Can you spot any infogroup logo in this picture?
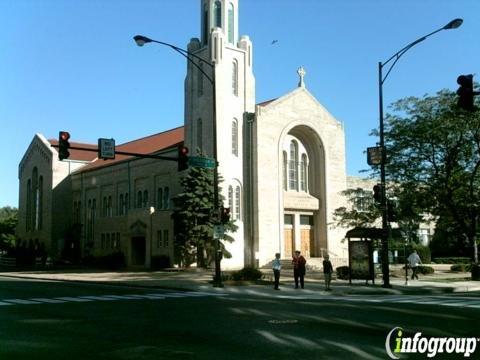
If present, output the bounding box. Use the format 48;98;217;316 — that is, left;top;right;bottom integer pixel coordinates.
385;327;479;359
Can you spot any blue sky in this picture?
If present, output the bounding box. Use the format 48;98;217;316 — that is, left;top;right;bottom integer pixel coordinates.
1;0;479;208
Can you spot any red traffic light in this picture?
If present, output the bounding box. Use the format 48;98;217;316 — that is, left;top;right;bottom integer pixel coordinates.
59;131;70;141
178;145;189;171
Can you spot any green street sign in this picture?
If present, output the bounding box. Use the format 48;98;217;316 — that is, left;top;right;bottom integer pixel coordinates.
188;156;216;169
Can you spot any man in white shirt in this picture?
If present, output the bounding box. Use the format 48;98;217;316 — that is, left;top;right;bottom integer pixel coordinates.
272;253;282;290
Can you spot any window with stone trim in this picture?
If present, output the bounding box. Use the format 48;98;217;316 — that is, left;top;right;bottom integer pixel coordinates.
228;3;234;44
300;154;308;192
289;141;299;190
214;1;222;27
235;186;241;220
232;60;238;96
231;119;238;156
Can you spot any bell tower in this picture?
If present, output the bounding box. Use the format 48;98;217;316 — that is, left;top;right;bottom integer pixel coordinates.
184;0;256;268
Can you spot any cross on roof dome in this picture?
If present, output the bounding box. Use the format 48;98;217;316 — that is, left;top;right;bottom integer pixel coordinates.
297;66;306;88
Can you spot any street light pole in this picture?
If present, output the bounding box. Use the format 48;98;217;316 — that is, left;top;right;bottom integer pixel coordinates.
377;18;462;288
133;35;223;287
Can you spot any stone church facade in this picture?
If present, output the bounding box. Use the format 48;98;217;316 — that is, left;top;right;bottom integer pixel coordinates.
17;0;349;269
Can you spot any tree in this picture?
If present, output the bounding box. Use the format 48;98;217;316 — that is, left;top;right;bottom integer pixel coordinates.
171;165;237;268
333;188;380;229
383;89;480;263
0;206;18;251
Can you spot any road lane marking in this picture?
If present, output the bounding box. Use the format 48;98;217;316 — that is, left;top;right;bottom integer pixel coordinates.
3;299;41;305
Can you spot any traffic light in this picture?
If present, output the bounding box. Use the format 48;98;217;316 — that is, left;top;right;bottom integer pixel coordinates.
178;145;189;171
221;207;231;224
457;74;477;111
58;131;71;160
387;200;397;222
373;184;382;205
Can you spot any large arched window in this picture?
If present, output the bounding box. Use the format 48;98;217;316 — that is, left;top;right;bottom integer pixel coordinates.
38;176;43;229
232;60;238;96
231;119;238;156
283;151;288;191
197;118;203;151
289;141;298;190
300;154;308;192
143;190;149;208
214;1;222;28
228;2;234;44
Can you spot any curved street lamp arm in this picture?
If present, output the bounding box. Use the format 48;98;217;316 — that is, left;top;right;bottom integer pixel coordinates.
380;26;444;85
134;35;214;84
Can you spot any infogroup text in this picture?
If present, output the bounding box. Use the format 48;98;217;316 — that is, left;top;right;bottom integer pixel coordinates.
385;327;479;358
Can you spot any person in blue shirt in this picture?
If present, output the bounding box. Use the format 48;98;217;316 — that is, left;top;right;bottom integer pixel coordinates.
272;253;282;290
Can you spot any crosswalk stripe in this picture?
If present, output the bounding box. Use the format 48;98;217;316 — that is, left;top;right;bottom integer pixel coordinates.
55;297;93;302
3;299;41;305
30;298;66;304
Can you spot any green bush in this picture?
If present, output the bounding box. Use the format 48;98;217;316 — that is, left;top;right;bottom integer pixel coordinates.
231;267;263;281
151;255;171;270
434;257;471;264
417;265;434;275
450;264;472;272
85;252;126;270
336;266;350;280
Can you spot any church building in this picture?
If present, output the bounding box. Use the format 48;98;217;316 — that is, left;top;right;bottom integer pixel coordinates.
17;0;349;269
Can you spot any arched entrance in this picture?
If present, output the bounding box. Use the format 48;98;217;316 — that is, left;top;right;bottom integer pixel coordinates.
280;125;327;259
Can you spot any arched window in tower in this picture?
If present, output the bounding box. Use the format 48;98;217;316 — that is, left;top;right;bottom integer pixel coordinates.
289;141;298;190
283;151;288;191
214;1;222;28
232;60;238;96
228;2;234;44
197;118;203;151
197;63;204;97
300;154;308;192
235;186;241;220
231;119;238;156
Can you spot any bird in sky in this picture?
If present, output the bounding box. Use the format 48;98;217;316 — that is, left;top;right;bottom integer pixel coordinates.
271;40;278;45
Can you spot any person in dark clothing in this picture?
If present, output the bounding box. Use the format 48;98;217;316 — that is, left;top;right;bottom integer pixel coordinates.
323;255;333;291
292;250;306;289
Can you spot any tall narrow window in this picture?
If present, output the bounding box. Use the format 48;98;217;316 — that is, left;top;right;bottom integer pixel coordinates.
32;167;38;230
157;230;162;248
289;141;298;190
163;230;169;248
102;197;107;217
197;63;204;97
232;60;238;96
38;176;43;229
108;196;112;217
235;186;241;220
197;118;203;151
214;1;222;27
228;3;234;44
26;179;31;231
228;186;233;212
143;190;149;208
300;154;307;192
283;151;288;191
119;194;124;215
231;119;238;156
124;193;129;214
164;187;170;210
157;188;163;210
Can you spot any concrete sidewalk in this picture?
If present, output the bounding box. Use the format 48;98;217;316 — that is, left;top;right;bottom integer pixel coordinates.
1;267;480;296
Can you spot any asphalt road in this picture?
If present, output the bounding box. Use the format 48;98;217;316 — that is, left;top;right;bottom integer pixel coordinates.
1;276;479;360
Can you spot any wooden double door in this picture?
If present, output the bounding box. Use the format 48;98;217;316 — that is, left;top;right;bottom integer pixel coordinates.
284;228;313;258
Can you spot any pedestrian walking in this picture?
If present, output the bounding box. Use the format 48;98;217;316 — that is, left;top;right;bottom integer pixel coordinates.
272;253;281;290
407;250;422;280
292;250;306;289
323;255;333;291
